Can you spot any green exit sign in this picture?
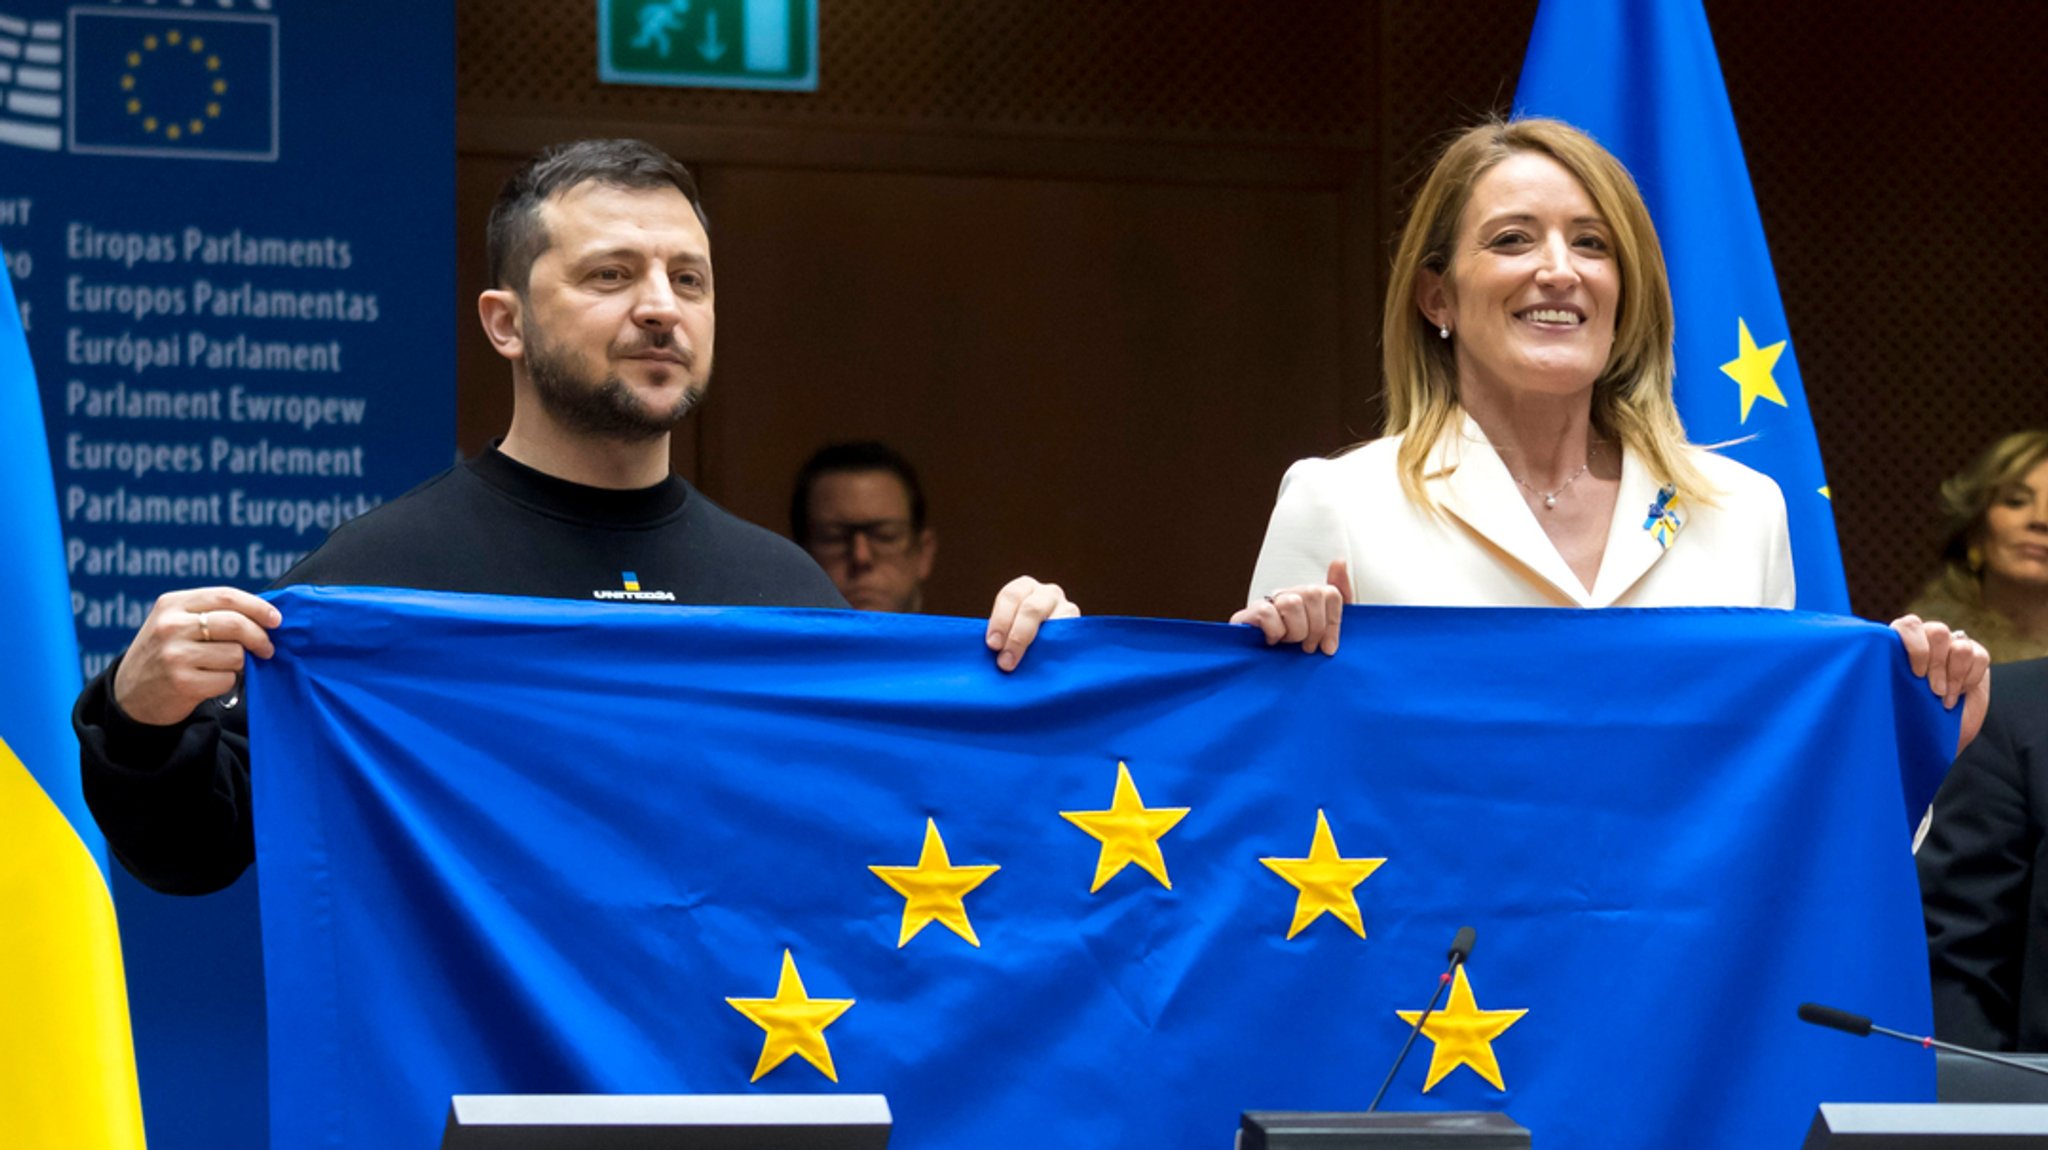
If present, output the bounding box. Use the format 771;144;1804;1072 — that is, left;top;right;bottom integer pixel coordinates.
598;0;817;91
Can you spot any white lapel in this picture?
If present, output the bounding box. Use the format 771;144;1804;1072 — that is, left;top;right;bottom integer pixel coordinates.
1429;418;1595;607
1589;446;1684;607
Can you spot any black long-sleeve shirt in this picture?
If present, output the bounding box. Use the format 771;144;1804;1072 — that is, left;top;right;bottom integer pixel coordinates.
76;446;845;895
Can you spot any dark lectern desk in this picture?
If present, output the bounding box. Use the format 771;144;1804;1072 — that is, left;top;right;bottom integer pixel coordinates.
441;1094;891;1149
1938;1051;2048;1104
1238;1111;1530;1148
1803;1103;2048;1147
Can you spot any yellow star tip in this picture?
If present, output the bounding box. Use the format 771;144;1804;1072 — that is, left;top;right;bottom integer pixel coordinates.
1818;485;1831;500
1060;761;1189;894
869;818;999;949
726;950;854;1084
1260;809;1384;940
1393;966;1528;1093
1720;316;1791;425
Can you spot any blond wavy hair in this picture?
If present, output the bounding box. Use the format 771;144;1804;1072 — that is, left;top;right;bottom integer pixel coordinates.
1920;429;2048;605
1382;117;1710;506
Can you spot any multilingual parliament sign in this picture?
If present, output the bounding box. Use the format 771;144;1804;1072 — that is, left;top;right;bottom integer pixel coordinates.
0;4;454;1150
1;0;454;680
599;0;817;91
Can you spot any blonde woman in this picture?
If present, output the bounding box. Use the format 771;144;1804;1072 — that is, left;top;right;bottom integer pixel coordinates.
1908;431;2048;665
1235;117;1987;744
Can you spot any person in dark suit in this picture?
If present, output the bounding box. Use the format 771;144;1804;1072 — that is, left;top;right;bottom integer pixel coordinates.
1921;656;2048;1050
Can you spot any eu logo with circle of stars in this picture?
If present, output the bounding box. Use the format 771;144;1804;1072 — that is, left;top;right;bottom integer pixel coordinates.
68;8;277;161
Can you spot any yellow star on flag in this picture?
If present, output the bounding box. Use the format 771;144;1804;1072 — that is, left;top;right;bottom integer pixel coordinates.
1720;317;1789;424
725;950;855;1083
869;818;1001;948
1394;965;1528;1092
1259;809;1386;939
1060;761;1189;892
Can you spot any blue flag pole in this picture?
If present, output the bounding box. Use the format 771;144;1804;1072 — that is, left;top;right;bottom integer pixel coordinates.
1514;0;1852;614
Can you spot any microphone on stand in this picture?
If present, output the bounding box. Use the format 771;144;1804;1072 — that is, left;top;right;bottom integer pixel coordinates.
1367;926;1476;1112
1797;1002;2048;1080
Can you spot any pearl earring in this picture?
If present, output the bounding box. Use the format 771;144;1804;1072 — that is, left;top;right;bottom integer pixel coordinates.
1439;325;1451;340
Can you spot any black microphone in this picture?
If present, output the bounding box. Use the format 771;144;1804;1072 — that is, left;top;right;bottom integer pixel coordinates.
1448;926;1475;965
1368;927;1476;1112
1797;1002;2048;1079
1797;1002;1875;1037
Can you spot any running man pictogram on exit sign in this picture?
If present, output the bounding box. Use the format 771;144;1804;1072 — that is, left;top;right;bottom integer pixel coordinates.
598;0;817;91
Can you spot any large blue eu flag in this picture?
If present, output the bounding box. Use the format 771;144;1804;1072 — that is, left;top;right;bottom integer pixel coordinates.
1515;0;1851;614
249;588;1948;1149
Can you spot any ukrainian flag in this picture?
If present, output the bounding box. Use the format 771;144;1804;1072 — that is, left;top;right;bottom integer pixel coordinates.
0;244;147;1146
1515;0;1852;614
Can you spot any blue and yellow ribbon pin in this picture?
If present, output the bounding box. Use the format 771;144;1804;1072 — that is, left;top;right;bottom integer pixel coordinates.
1642;486;1682;550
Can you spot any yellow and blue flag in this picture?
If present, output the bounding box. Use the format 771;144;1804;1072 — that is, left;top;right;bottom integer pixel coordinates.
1515;0;1851;614
250;588;1948;1148
0;244;147;1146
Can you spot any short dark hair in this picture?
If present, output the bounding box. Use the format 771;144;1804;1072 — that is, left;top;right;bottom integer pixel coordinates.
485;138;709;293
790;441;928;545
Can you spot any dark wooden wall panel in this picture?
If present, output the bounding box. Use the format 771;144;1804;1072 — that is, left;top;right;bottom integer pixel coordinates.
697;167;1347;617
454;155;512;460
460;0;1376;145
456;0;1377;621
454;0;2046;622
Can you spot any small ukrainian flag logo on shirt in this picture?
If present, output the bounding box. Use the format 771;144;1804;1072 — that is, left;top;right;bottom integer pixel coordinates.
594;572;673;601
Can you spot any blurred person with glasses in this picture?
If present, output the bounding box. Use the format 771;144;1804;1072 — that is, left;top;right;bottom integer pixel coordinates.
792;441;937;613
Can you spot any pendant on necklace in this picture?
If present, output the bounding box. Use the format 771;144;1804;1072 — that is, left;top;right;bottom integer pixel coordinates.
1543;495;1557;509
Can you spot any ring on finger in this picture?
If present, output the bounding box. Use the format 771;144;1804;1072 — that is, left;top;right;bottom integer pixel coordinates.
196;611;212;643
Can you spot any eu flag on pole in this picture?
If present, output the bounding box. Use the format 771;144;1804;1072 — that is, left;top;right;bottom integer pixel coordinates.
0;245;147;1146
1514;0;1851;614
250;588;1948;1149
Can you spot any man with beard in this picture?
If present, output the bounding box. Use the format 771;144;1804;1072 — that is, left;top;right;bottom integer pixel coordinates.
75;139;1076;894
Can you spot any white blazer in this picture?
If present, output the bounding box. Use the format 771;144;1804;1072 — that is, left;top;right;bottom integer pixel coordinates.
1246;418;1796;610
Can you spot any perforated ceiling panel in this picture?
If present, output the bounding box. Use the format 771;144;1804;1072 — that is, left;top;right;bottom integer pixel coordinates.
1378;2;1532;196
460;0;1377;146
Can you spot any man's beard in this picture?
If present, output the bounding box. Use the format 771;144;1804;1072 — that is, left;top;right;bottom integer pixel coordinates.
525;327;705;442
